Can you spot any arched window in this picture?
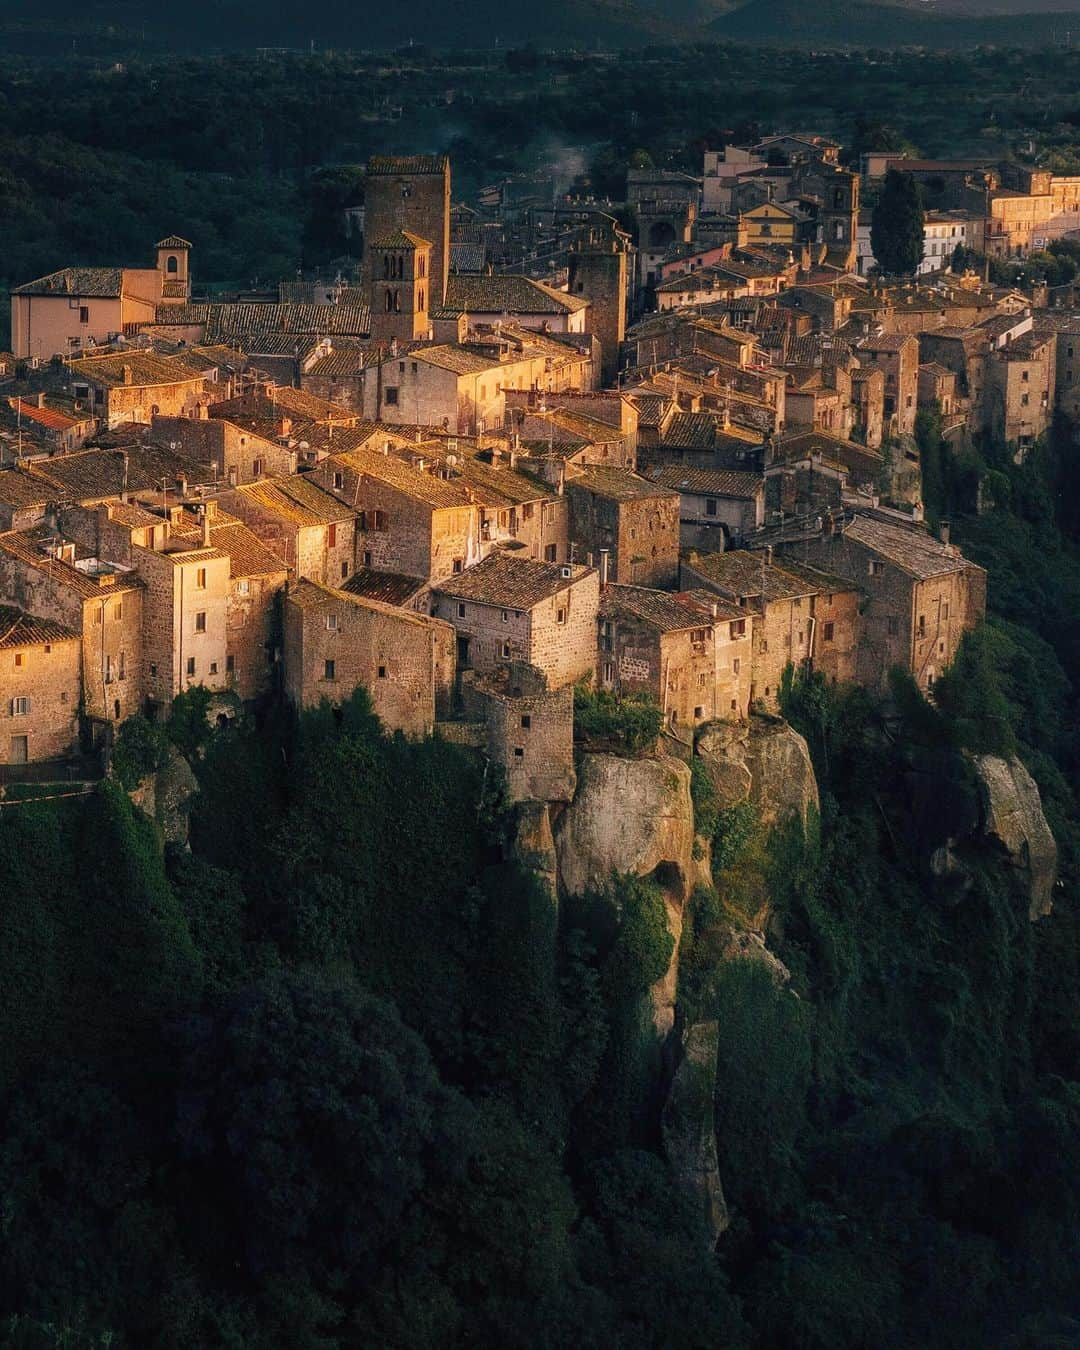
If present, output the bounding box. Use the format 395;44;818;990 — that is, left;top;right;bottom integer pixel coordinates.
394;289;401;313
418;288;425;311
385;289;394;313
397;255;404;279
419;255;426;278
166;255;178;274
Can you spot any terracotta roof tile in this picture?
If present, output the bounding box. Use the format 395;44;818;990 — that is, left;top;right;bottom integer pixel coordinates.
434;552;593;609
0;606;79;649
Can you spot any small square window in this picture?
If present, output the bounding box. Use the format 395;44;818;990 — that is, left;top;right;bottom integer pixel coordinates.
452;558;463;574
384;387;399;406
694;706;704;719
378;665;387;678
333;471;344;489
186;657;196;677
823;622;835;642
226;654;235;673
362;551;373;567
502;609;509;621
556;608;567;625
237;578;250;595
195;611;206;633
13;653;22;668
513;747;524;758
324;659;336;681
11;696;30;716
209;661;218;675
327;613;339;631
502;642;511;659
521;714;531;729
457;603;466;618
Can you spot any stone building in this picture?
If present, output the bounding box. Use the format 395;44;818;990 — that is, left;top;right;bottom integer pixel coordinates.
1033;311;1080;431
0;525;144;727
567;222;632;387
431;552;599;689
309;447;480;583
132;531;231;712
66;351;218;428
641;464;765;551
461;661;575;803
788;513;986;693
598;583;754;730
0;607;81;764
682;549;861;709
152;414;297;485
284;577;455;736
856;333;919;440
986;330;1056;454
851;366;885;449
221;475;357;587
368;230;433;346
565;467;680;588
363;155;451;310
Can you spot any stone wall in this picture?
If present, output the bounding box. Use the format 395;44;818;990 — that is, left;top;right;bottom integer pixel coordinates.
0;634;80;763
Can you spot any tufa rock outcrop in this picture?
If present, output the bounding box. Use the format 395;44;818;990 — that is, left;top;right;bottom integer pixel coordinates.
697;715;819;830
554;752;709;1037
662;1020;729;1245
128;746;199;849
974;754;1058;921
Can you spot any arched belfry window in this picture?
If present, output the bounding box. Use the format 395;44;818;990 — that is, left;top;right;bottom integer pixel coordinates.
385;289;394;313
394;289;401;313
418;288;425;311
166;255;179;274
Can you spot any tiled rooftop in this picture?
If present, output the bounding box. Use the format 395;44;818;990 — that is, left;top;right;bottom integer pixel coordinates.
434;552;592;609
0;606;79;649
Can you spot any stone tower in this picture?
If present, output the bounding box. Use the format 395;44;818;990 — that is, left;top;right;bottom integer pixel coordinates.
368;231;432;345
821;169;860;272
363;155;450;309
568;222;632;387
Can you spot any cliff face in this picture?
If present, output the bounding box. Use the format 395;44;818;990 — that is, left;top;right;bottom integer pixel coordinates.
697;717;819;829
554;752;709;1037
973;755;1058;921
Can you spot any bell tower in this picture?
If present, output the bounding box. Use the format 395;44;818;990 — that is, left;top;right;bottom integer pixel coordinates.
156;235;192;302
368;230;432;345
821;171;859;272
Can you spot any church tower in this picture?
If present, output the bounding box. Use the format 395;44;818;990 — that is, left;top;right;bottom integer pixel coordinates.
821;170;859;272
363;156;450;309
568;222;632;387
156;235;191;303
368;231;432;345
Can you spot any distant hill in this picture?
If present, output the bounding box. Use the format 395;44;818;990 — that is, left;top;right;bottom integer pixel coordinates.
708;0;1074;45
1;0;1076;54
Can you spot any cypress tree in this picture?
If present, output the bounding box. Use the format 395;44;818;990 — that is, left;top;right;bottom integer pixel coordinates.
871;168;925;275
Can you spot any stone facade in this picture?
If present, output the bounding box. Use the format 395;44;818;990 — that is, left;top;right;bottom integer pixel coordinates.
565;468;680;588
132;544;230;709
284;578;455;736
0;611;81;763
152;415;297;485
858;334;919;440
461;662;575;803
432;555;599;689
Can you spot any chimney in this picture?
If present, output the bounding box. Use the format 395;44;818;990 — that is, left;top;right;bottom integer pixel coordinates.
35;392;46;409
201;505;211;548
121;364;133;386
599;548;610;590
939;519;951;547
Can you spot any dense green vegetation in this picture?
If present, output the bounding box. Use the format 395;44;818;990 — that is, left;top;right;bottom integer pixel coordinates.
871;166;925;276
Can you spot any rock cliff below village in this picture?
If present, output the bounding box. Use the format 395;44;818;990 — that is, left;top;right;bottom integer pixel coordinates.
974;754;1058;921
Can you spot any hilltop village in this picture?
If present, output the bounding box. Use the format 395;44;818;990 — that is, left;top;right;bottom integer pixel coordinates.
8;135;1076;782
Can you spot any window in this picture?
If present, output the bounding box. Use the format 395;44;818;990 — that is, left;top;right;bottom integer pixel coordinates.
385;387;399;406
887;617;899;636
362;551;373;567
604;662;614;682
729;619;746;638
195;611;206;633
341;561;349;579
544;544;557;562
328;523;337;548
43;644;51;654
186;657;196;677
253;458;264;477
502;609;509;622
868;559;881;576
333;471;344;490
370;510;387;531
521;714;531;729
1021;369;1030;382
11;697;30;716
226;654;235;673
457;603;466;618
149;662;157;677
452;558;463;574
917;615;926;637
733;658;741;675
166;255;179;275
209;661;218;675
1021;393;1030;407
119;651;125;681
513;747;524;758
378;665;387;678
399;361;406;374
411;361;418;373
502;642;512;659
942;602;950;620
237;579;250;596
324;659;336;681
556;608;567;625
823;621;835;642
327;613;339;631
196;568;207;589
705;498;718;517
79;306;89;325
13;653;22;668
